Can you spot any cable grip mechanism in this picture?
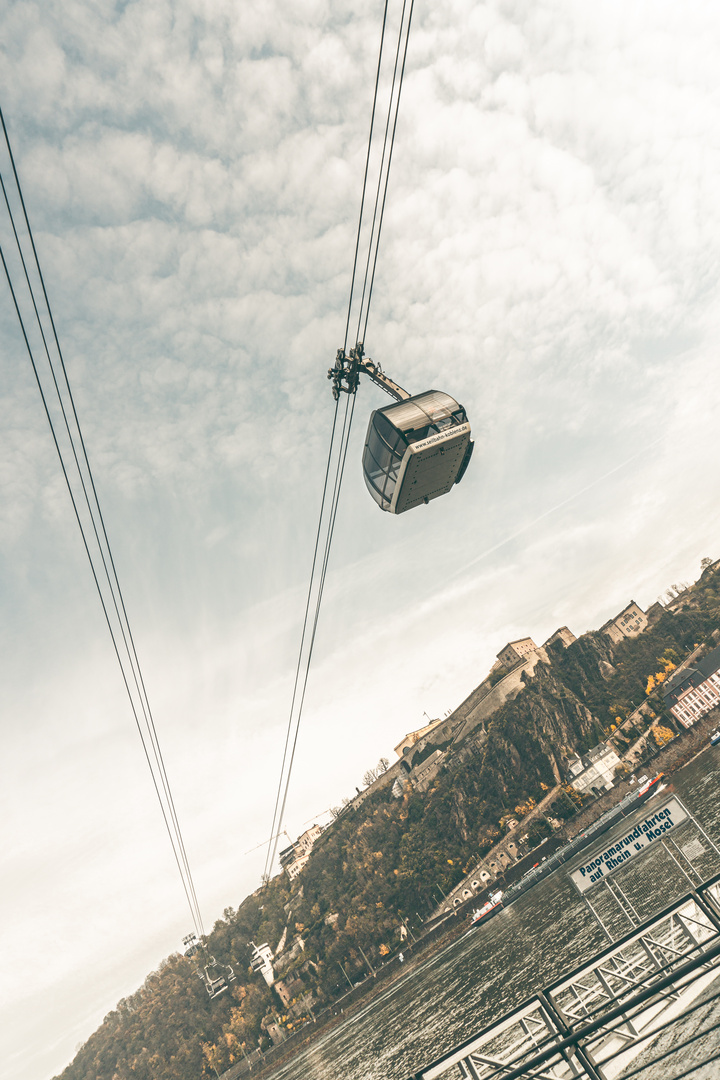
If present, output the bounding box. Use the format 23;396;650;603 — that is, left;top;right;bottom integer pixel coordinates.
327;342;409;402
327;342;364;399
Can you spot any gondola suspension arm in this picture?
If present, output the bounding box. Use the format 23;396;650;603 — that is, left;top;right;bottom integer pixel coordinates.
328;342;410;402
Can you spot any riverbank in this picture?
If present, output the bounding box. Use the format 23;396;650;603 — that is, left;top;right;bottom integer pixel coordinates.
221;908;475;1080
558;705;720;841
221;708;720;1080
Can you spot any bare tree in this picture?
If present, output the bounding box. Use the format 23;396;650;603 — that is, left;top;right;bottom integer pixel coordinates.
376;757;390;774
362;768;378;787
701;557;714;572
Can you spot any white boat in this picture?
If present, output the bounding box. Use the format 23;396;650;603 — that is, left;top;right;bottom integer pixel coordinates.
470;890;503;927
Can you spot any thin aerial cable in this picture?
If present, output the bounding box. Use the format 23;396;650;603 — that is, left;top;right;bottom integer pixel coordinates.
1;112;206;938
263;0;415;883
342;0;391;352
355;0;413;345
265;392;355;880
0;114;207;943
361;0;415;343
312;396;358;638
262;3;395;882
0;169;206;938
0;239;205;942
292;396;358;735
261;396;341;884
265;393;352;877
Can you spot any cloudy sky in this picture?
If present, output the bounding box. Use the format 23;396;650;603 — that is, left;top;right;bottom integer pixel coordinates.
2;0;720;1077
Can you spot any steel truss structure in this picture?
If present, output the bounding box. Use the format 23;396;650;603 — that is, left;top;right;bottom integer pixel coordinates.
409;874;720;1080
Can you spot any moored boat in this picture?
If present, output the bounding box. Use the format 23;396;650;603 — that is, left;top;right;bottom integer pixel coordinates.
470;890;503;927
636;773;664;800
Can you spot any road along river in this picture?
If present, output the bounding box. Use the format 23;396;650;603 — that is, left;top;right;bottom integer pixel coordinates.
260;750;720;1080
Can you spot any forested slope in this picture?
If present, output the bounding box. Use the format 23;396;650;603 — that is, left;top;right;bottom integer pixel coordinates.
56;562;720;1080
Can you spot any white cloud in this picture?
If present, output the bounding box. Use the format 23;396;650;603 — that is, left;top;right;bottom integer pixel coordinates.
2;0;720;1077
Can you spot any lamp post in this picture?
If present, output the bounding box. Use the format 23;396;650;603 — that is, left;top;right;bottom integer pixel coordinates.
401;919;417;943
357;944;376;977
338;961;353;989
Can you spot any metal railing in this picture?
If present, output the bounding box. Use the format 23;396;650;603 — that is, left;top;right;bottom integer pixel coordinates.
408;874;720;1080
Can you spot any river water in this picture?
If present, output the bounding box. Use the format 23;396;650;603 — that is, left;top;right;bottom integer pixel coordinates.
265;750;720;1080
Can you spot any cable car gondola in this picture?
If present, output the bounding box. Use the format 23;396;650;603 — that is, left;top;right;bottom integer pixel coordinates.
328;344;473;514
198;955;236;999
182;932;201;957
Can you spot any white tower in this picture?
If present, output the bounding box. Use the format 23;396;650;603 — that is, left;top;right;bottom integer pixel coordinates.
249;941;275;986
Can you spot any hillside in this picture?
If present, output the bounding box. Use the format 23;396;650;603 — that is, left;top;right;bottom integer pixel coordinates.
56;561;720;1080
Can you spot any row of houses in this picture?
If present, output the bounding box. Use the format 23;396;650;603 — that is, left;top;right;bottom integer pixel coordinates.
566;743;622;794
662;643;720;728
495;600;650;672
250;936;320;1045
278;823;323;880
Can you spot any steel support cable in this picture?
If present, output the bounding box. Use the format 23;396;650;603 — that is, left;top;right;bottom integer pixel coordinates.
342;0;391;352
0;113;207;942
0;217;206;941
263;0;414;882
261;5;390;881
0;240;204;943
315;396;358;625
0;257;210;947
0;168;206;941
265;392;356;880
355;0;414;345
361;0;415;344
0;117;204;937
264;392;354;878
261;394;341;884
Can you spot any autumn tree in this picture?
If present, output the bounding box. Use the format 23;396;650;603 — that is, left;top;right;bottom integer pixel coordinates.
652;724;676;749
